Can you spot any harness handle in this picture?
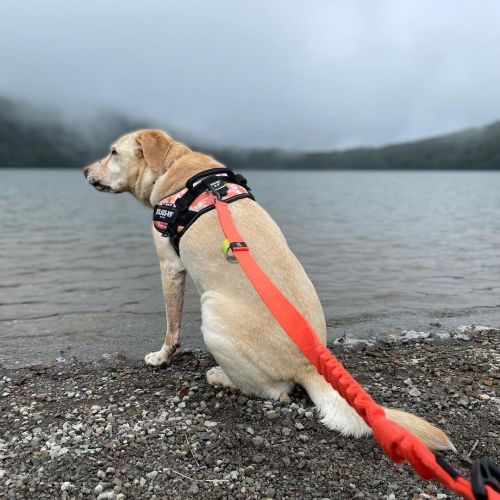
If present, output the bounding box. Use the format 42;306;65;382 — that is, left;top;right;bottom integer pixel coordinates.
186;168;230;192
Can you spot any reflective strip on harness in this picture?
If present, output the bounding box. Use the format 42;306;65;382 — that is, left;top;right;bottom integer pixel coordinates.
213;196;499;500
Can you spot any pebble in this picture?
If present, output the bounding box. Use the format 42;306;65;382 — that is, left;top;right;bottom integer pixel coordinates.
60;481;73;491
187;483;199;494
145;470;158;480
252;436;264;448
409;387;422;397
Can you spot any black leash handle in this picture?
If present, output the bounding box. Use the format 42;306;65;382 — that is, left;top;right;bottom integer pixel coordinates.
471;459;500;500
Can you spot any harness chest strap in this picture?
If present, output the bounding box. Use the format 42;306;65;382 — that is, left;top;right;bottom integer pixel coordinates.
212;196;500;500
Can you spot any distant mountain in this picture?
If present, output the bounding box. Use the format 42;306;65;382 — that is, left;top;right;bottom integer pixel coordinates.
1;96;499;169
215;121;500;170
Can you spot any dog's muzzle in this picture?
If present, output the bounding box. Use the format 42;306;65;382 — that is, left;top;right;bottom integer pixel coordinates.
83;167;113;192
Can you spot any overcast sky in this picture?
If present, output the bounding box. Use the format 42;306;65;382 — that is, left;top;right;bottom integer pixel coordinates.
1;1;500;151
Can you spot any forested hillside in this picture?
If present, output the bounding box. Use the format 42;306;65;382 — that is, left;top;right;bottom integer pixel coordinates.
1;97;499;169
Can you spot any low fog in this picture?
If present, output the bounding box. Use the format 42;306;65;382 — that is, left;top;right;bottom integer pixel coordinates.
1;1;500;150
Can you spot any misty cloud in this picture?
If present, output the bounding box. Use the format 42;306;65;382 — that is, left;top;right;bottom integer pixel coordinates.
1;0;499;151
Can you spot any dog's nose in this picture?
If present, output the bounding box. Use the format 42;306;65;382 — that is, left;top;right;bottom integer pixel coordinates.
83;166;90;178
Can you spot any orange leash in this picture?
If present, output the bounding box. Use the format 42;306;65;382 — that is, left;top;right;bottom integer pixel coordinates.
214;197;499;500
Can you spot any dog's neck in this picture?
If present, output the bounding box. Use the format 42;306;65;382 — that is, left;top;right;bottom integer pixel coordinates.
149;152;225;206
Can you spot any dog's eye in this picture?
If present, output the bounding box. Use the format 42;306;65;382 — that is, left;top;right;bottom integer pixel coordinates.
111;147;118;156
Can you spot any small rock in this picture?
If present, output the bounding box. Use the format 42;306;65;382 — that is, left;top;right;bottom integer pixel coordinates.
116;351;127;362
97;492;115;500
409;388;422;397
60;482;73;491
252;436;264;448
145;470;158;480
244;466;256;476
187;483;199;495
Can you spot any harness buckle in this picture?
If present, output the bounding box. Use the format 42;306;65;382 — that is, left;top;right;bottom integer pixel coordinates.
472;459;500;500
221;239;248;263
203;176;228;200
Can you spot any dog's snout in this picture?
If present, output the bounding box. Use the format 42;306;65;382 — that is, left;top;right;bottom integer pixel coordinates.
83;166;91;178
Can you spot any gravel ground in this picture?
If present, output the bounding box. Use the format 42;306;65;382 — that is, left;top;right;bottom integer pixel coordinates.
0;325;498;499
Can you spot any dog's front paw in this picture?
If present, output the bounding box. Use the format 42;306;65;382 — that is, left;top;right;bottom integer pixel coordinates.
144;345;175;367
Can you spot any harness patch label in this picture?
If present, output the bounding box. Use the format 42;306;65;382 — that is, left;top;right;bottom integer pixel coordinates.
153;203;178;223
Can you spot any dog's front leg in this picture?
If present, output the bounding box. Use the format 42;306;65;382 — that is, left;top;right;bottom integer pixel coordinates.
145;233;186;367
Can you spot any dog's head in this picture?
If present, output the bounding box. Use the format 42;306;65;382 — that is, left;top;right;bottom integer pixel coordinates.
83;129;189;200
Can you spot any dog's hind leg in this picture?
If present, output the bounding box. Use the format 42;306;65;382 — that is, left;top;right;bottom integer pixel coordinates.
200;291;295;400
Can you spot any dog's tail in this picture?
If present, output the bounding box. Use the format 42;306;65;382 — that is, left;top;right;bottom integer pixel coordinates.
299;370;455;451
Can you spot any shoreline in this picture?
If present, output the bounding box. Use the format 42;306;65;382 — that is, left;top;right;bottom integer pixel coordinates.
1;326;498;499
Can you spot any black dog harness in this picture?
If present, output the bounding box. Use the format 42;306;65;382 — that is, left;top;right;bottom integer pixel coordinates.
152;168;254;253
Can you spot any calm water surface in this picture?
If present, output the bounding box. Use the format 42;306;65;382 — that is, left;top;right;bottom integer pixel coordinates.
1;169;500;368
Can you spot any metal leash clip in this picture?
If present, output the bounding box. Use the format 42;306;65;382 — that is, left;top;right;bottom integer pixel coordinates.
220;239;248;263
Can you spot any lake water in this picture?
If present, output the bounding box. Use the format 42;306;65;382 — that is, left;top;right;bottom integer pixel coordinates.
1;169;500;368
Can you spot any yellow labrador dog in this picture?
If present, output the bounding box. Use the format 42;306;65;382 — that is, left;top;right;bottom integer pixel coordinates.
84;129;453;450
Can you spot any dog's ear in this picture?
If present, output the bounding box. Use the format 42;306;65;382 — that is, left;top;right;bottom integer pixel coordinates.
136;130;174;172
